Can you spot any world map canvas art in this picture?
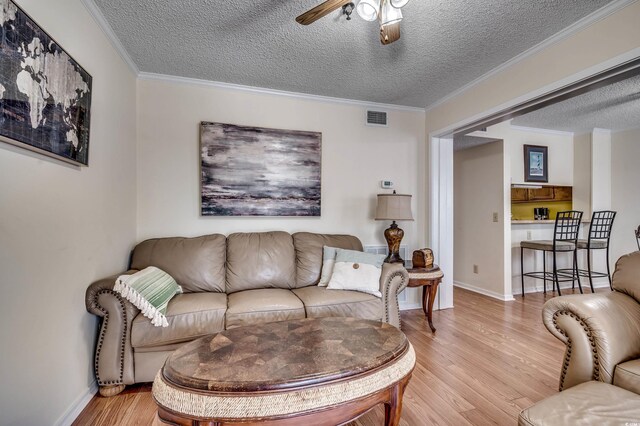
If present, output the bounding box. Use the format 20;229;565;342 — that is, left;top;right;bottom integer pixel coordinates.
201;122;321;216
0;0;92;165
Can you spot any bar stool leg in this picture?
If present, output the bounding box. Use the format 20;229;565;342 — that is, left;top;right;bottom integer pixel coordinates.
606;245;613;290
553;250;562;296
573;250;583;294
586;248;595;293
543;250;546;294
521;246;525;297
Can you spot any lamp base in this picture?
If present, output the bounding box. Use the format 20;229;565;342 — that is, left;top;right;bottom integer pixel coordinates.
383;221;405;264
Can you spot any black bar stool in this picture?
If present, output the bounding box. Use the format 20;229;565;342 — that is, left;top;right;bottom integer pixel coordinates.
560;211;616;292
520;211;583;296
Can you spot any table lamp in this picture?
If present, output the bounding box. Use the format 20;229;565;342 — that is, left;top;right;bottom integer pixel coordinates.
375;191;414;264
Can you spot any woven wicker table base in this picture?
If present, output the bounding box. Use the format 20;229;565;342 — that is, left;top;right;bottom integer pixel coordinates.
152;318;416;426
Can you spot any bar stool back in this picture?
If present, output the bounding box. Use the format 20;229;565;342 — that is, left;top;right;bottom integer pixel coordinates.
520;211;583;296
576;211;616;291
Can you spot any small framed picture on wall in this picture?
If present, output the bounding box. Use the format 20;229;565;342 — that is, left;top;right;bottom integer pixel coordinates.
524;145;548;183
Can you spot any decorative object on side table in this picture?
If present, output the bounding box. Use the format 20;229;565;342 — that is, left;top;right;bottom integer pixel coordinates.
412;248;434;268
406;264;443;332
200;122;321;216
524;145;548;183
0;0;92;166
375;191;414;264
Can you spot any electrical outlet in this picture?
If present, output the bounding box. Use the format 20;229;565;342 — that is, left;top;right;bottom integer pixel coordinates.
473;264;479;274
527;231;532;240
492;212;499;222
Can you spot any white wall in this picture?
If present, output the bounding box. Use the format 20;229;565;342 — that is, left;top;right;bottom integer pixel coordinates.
611;128;640;261
573;132;592;218
591;129;612;211
0;1;137;425
453;141;508;299
136;77;426;304
475;121;574;185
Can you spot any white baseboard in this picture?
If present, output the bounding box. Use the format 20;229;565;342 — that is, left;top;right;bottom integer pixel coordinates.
54;380;97;426
399;301;422;311
454;281;516;302
512;279;610;295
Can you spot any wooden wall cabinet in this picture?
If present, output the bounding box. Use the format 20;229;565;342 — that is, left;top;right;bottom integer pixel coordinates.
511;185;572;203
527;187;554;201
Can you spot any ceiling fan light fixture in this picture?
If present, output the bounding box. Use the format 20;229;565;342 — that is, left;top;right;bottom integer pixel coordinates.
380;0;403;26
390;0;409;8
356;0;380;22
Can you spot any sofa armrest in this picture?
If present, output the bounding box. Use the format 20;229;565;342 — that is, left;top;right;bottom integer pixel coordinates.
542;292;640;391
86;271;139;387
379;263;409;329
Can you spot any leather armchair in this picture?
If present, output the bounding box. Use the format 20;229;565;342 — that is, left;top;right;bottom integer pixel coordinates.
542;251;640;391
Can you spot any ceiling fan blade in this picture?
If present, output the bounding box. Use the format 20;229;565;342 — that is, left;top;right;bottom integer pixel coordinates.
380;22;401;45
296;0;352;25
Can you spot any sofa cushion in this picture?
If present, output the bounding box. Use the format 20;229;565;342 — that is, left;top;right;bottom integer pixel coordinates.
131;293;227;348
292;286;382;321
613;251;640;304
226;232;296;293
226;289;305;329
131;234;226;293
292;232;363;288
518;381;640;425
614;359;640;394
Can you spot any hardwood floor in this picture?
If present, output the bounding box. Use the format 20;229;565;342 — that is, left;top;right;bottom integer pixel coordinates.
74;287;579;425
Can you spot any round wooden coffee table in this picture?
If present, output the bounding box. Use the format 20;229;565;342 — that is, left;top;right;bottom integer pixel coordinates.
152;317;415;425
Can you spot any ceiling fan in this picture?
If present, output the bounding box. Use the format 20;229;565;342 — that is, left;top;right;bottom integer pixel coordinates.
296;0;410;45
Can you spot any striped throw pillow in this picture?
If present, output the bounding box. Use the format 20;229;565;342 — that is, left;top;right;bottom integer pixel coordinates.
114;267;182;327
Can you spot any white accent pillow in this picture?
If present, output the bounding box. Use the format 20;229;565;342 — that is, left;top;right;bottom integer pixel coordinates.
326;249;385;297
318;246;338;287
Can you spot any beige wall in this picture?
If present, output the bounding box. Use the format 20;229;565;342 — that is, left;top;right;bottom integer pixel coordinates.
611;128;640;262
0;0;137;424
136;78;425;250
454;141;506;297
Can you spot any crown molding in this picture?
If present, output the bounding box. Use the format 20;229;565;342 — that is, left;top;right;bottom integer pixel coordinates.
509;124;574;137
81;0;139;75
138;72;426;113
592;127;612;134
424;0;638;113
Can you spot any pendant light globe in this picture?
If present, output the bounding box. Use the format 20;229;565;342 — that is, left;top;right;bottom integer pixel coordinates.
356;0;380;21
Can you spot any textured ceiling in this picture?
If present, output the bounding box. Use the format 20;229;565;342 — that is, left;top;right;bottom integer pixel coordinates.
95;0;614;108
453;135;500;151
512;73;640;133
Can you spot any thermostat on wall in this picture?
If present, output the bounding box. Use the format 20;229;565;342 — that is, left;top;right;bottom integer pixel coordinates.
380;180;394;189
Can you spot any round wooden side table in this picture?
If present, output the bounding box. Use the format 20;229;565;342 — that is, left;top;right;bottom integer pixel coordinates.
406;265;443;332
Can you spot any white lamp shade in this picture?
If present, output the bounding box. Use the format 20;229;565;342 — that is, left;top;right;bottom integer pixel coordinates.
390;0;409;8
380;0;403;26
356;0;380;21
375;194;414;221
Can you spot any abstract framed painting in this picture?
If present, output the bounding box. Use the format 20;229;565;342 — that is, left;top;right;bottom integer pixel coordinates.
200;122;322;216
0;0;92;166
524;144;548;183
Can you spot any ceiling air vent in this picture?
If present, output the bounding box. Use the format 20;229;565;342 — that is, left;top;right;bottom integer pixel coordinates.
366;110;388;127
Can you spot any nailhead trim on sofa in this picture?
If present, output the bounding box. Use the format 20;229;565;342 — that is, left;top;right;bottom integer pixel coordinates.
552;310;600;390
92;289;128;386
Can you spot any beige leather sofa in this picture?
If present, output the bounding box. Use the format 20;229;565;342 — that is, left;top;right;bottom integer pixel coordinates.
85;231;409;397
519;251;640;424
